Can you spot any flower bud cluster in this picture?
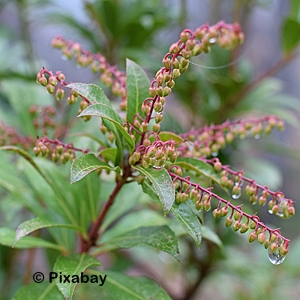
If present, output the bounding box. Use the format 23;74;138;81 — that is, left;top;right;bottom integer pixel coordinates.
129;140;177;170
51;36;127;109
150;22;243;97
208;157;295;219
36;68;68;101
168;169;290;257
138;22;244;146
178;115;284;158
33;137;88;164
0;122;35;150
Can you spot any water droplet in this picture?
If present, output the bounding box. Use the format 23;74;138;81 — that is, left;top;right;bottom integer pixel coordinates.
153;165;163;170
61;54;68;61
185;141;194;152
211;151;218;157
268;241;286;265
209;37;216;44
254;134;260;139
276;198;289;218
232;192;241;200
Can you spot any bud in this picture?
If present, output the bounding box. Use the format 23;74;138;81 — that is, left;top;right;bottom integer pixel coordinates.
163;86;172;96
248;231;257;243
240;223;249;233
181;193;189;203
279;242;289;256
155;113;163;124
38;76;48;86
220;206;228;217
154;101;163;112
152;123;160;133
269;242;278;253
108;132;115;143
33;147;40;156
233;211;241;221
56;72;65;81
258;196;266;206
195;201;203;211
264;239;270;249
176;192;183;204
250;220;256;230
51;152;60;163
213;208;221;219
46;84;55;94
162;57;171;69
48;76;57;86
180;31;190;43
166;79;175;88
214;161;222;172
189;188;200;202
249;195;258;205
225;217;233;227
272;205;280;214
172;69;181;79
169;43;180;54
258;232;266;244
56;145;64;155
55;88;65;101
233;221;241;231
225;131;234;143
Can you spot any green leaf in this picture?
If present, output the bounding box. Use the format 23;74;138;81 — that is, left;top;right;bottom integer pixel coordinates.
159;131;184;144
281;17;300;54
78;103;134;150
100;210;168;243
126;58;149;124
14;217;85;247
0;228;65;251
142;181;202;247
103;225;181;262
133;166;175;215
202;225;223;248
70;153;121;184
54;253;102;299
100;148;118;162
78;270;171;300
171;203;202;247
67;83;111;105
175;157;221;184
12;282;64;300
0;146;51;186
289;0;300;19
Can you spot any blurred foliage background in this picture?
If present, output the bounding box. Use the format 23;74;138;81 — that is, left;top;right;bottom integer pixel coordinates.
1;0;300;299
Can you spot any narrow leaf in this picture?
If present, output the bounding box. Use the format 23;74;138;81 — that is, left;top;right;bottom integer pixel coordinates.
142;181;202;247
0;228;65;251
133;166;175;215
159;131;184;144
171;203;202;247
70;153;121;184
83;270;171;300
14;217;85;247
126;59;150;124
78;103;134;150
0;146;50;186
202;225;223;248
12;282;64;300
281;17;300;54
105;225;181;262
53;253;102;299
